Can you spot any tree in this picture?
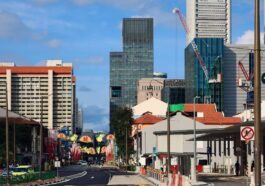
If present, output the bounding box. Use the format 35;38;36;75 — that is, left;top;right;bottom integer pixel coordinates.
110;107;134;160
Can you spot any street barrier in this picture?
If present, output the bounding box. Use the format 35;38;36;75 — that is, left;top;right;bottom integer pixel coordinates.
146;166;166;183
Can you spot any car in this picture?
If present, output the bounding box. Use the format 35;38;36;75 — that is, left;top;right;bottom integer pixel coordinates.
77;160;88;166
1;168;14;177
12;165;34;176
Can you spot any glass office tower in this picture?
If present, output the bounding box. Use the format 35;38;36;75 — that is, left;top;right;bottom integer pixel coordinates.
185;38;224;111
110;18;154;119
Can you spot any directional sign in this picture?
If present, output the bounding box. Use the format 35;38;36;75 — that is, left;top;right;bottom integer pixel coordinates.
240;126;255;141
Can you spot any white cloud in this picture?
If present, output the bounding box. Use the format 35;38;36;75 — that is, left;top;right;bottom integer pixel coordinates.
235;30;264;44
0;11;32;40
47;39;62;48
72;0;175;27
87;56;104;64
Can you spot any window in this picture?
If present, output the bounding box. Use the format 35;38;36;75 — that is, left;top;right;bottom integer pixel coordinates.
111;86;122;98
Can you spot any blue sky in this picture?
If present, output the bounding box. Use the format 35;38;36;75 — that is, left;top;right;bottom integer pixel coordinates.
0;0;262;131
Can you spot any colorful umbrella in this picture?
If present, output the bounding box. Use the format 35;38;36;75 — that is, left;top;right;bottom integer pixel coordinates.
79;135;93;143
96;134;105;142
101;146;106;154
106;134;115;141
70;134;78;142
57;133;66;139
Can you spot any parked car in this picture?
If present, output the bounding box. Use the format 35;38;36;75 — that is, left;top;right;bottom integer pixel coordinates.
1;168;14;177
12;165;34;176
77;160;88;166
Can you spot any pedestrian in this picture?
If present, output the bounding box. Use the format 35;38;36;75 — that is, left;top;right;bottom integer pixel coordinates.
251;161;254;172
235;161;240;176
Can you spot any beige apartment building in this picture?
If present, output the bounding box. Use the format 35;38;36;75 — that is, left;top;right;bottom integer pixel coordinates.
0;60;76;132
137;78;165;104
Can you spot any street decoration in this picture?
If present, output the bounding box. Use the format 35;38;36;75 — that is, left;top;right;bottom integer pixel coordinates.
96;147;101;154
106;141;114;162
87;147;96;155
81;147;88;153
96;134;105;142
106;134;115;141
101;146;106;154
70;143;81;160
70;134;78;142
79;135;93;143
57;133;66;139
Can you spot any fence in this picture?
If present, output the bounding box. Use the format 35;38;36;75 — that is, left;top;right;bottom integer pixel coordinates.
0;171;56;185
146;166;166;183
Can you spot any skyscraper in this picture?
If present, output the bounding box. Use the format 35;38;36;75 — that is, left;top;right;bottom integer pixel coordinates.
110;18;154;120
185;38;224;111
186;0;231;44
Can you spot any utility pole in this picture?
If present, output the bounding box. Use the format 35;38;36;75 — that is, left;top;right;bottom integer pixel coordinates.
5;82;9;185
136;125;139;165
167;104;171;178
125;127;128;167
254;0;261;185
39;96;43;179
13;123;16;164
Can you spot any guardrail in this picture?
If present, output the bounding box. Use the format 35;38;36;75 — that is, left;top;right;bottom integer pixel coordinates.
146;166;166;183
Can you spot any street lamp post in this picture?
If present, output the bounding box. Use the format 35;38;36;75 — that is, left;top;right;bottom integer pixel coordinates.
192;96;200;183
5;82;9;185
167;103;171;184
39;96;43;179
254;0;261;185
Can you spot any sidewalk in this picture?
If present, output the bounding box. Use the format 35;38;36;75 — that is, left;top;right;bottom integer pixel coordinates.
108;175;152;185
139;174;167;186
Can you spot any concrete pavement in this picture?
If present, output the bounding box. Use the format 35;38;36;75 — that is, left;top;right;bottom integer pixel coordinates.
108;175;151;185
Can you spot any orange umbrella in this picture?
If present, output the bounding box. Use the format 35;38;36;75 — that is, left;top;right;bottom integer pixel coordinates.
79;135;93;143
106;134;115;141
57;133;66;139
101;146;107;154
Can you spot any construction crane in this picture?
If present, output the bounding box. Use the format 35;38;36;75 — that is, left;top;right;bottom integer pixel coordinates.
172;8;221;84
237;52;254;92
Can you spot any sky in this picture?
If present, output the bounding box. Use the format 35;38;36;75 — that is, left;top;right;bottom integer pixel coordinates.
0;0;263;132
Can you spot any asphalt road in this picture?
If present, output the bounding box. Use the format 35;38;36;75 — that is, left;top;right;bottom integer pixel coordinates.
54;165;136;186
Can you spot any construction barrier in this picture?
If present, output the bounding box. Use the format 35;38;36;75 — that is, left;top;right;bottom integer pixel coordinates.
170;172;191;186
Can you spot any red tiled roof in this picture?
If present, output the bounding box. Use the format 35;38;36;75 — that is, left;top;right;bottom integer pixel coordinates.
184;104;222;118
0;66;72;75
184;104;241;125
196;117;241;125
134;113;165;125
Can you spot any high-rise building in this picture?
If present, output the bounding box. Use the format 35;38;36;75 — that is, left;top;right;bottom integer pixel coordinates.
223;44;265;116
162;79;185;104
0;60;76;132
137;78;164;104
185;38;224;111
186;0;231;44
110;18;154;119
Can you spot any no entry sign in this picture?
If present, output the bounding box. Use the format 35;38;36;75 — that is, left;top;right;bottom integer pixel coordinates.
240;126;255;141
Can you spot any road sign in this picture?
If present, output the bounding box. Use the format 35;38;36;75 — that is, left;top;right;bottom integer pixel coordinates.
54;161;61;168
240;126;255;141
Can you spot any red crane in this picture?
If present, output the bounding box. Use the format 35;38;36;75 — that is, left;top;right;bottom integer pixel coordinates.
173;8;209;81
